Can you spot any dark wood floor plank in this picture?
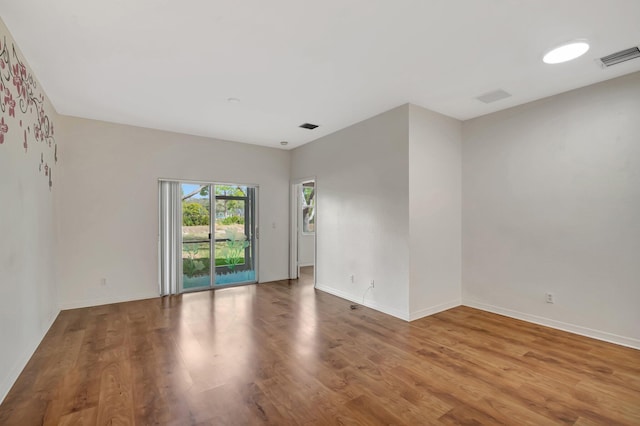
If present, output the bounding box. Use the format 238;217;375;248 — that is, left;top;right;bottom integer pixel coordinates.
1;267;639;425
57;406;98;426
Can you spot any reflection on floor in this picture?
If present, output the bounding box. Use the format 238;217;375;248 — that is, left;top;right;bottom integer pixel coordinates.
1;265;639;424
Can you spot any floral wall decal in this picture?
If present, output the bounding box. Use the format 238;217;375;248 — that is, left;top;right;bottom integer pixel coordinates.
0;33;57;189
0;116;7;144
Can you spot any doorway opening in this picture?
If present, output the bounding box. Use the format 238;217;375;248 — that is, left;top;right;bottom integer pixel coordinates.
290;179;315;283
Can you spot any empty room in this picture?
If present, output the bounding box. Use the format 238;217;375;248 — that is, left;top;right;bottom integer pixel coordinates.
1;1;639;424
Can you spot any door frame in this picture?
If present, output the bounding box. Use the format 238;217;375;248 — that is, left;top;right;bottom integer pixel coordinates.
212;183;260;287
178;181;214;293
290;177;316;285
212;186;257;280
165;178;260;292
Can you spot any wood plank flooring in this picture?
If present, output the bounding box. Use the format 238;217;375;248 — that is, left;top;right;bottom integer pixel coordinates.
1;267;639;425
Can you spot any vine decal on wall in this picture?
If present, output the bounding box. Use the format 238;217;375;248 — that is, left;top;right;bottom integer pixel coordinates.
0;34;57;189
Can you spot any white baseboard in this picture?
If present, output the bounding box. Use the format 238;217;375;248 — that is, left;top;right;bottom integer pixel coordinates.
409;299;461;321
58;292;158;310
0;308;60;404
463;298;640;350
315;284;410;321
58;277;295;310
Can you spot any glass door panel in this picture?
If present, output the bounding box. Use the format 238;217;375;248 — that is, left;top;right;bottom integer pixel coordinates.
214;185;257;286
181;183;213;290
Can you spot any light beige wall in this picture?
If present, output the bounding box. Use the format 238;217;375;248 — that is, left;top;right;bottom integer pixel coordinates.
408;104;462;320
290;103;463;321
298;231;315;266
0;18;61;403
291;105;411;319
56;116;291;309
462;72;640;348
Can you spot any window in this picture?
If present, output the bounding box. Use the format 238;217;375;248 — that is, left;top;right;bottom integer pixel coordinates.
301;181;315;234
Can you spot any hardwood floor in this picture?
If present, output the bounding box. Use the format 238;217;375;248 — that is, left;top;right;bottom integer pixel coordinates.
1;267;639;425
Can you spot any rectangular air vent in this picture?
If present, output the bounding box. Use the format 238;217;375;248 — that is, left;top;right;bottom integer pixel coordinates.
299;123;319;130
599;47;640;67
476;89;512;104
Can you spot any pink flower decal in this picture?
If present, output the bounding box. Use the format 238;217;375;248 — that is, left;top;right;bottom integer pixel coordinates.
1;37;57;187
4;92;16;117
12;64;27;99
0;117;8;144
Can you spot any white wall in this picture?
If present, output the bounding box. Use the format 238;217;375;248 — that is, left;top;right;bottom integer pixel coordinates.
462;72;640;348
56;116;290;309
291;105;410;319
298;232;315;267
0;19;61;402
408;105;462;320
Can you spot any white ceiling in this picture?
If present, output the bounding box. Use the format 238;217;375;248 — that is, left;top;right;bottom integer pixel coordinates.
1;0;639;149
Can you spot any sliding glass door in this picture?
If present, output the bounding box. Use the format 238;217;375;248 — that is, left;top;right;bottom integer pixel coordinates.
214;185;257;286
181;183;213;291
179;182;257;291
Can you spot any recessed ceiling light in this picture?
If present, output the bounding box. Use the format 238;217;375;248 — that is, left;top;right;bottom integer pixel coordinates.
543;40;590;64
280;141;288;146
227;97;241;103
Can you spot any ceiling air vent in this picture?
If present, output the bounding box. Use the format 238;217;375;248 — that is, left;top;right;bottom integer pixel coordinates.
599;46;640;67
299;123;319;130
476;89;512;104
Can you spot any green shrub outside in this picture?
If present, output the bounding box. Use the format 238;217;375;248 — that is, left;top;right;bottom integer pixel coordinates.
183;202;210;226
183;257;245;278
219;215;244;225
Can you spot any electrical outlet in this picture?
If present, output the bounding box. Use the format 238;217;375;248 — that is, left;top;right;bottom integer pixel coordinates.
370;280;375;288
545;292;554;304
100;278;107;287
350;275;355;283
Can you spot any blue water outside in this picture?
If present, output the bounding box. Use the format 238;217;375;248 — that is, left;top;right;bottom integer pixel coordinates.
215;270;256;286
183;274;210;289
183;270;256;289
